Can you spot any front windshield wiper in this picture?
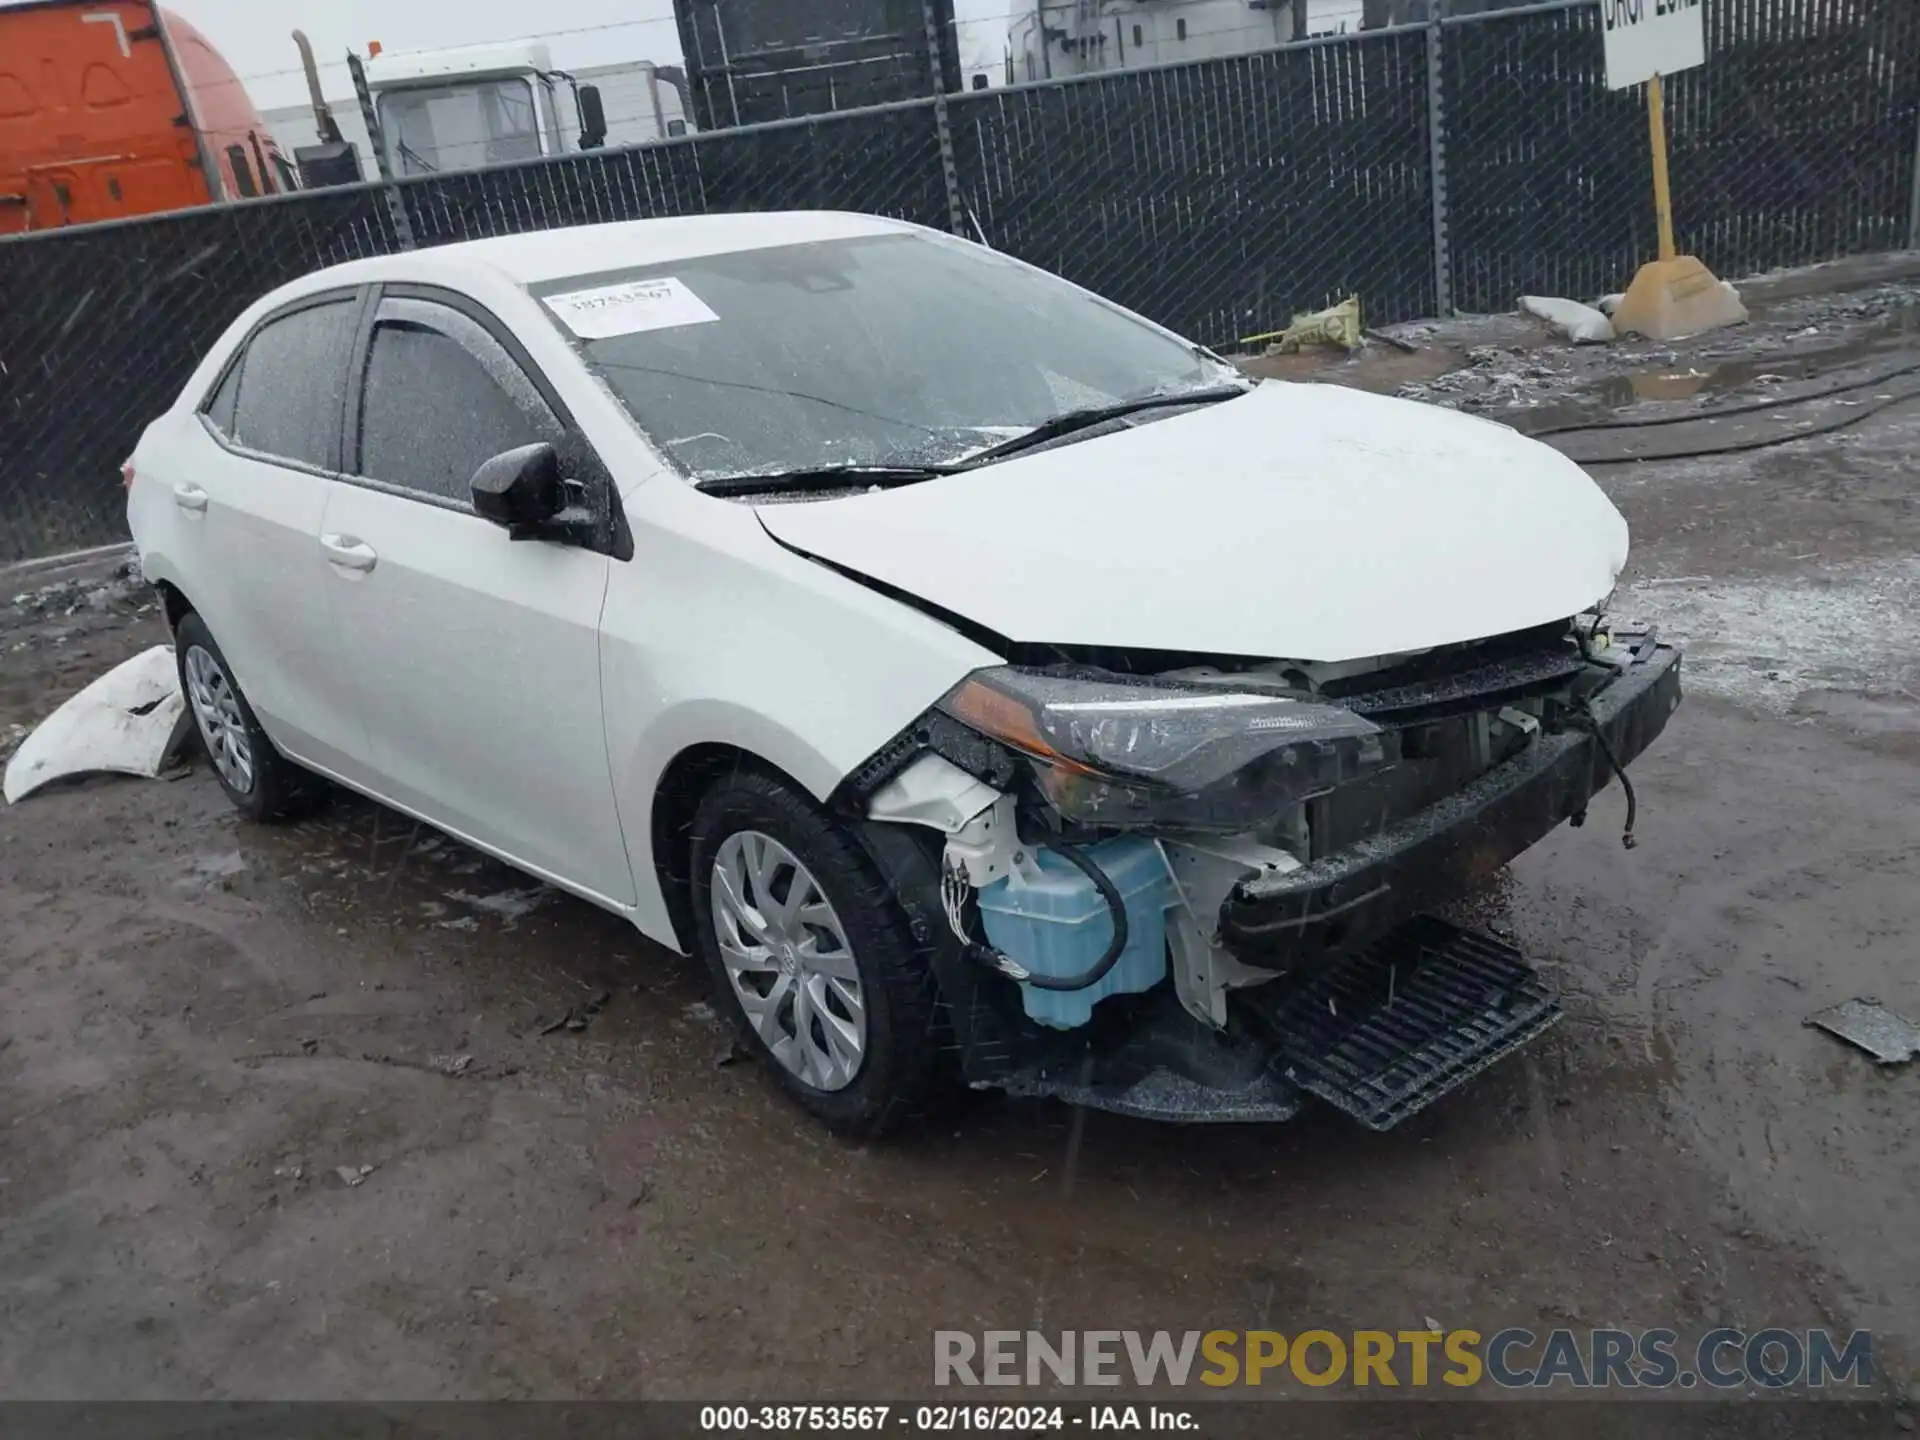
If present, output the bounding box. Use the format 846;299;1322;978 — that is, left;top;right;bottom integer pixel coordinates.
956;383;1254;468
396;139;439;175
696;464;961;499
690;384;1255;497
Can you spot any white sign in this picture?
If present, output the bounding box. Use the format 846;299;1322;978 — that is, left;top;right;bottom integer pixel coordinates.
543;277;720;341
1600;0;1705;92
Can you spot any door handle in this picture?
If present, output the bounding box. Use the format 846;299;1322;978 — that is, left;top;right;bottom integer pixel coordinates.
320;533;378;573
172;482;208;513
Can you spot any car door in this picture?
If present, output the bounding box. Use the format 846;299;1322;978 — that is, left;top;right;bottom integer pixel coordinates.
177;291;369;778
321;287;634;908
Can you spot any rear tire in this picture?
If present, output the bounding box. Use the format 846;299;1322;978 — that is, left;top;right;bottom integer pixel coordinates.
174;612;327;823
689;768;946;1137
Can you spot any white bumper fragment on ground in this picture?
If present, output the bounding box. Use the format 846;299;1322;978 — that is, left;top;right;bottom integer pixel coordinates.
3;646;192;803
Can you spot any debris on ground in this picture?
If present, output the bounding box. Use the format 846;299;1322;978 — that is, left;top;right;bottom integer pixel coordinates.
335;1164;376;1188
1520;295;1616;344
1249;296;1364;354
6;555;144;621
430;1053;476;1077
445;886;549;927
1388;273;1920;418
714;1036;750;1069
1365;327;1420;354
536;989;613;1036
1807;999;1920;1065
3;646;191;803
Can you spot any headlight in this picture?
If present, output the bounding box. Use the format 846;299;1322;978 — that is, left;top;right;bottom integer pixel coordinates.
937;667;1390;833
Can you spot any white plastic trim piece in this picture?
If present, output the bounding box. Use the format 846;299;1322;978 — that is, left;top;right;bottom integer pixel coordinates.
3;647;191;804
942;794;1031;890
865;752;1001;835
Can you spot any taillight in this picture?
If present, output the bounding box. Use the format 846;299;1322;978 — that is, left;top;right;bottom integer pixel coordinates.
121;460;136;491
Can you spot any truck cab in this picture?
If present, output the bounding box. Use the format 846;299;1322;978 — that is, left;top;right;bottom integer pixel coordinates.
366;42;575;176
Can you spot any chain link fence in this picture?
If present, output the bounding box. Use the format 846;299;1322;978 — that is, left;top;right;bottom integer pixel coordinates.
1440;0;1920;313
3;0;1917;563
0;187;404;562
397;101;952;247
950;26;1440;346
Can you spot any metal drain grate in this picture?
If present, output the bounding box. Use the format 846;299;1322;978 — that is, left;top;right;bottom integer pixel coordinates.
1262;916;1563;1131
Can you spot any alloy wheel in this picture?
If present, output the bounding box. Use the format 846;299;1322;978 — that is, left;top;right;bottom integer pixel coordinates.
710;829;866;1091
183;645;255;794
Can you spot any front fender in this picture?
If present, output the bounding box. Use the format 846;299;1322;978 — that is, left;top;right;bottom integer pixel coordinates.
600;483;1002;949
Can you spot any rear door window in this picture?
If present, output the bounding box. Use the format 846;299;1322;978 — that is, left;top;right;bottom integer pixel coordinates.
202;359;242;438
354;296;562;504
230;299;357;470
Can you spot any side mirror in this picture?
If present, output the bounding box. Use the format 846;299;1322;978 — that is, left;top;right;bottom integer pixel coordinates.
471;443;563;531
576;84;608;150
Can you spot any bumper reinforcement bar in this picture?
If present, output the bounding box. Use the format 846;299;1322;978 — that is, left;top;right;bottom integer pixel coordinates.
1221;644;1682;971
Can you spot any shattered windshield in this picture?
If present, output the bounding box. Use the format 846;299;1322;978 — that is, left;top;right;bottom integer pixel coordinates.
531;231;1241;483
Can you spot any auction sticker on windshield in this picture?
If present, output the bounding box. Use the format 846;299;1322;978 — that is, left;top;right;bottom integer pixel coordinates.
543;277;720;340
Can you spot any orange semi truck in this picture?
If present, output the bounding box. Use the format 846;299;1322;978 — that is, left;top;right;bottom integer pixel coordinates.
0;0;293;234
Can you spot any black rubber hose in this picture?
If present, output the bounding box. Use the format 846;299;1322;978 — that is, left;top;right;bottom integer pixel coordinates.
1555;380;1920;464
1585;708;1639;850
990;840;1132;993
1521;355;1920;439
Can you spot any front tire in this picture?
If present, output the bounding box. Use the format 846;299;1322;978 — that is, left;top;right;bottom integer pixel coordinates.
689;769;946;1136
174;612;327;823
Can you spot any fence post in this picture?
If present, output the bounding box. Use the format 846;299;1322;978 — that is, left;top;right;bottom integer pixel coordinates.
1909;101;1920;251
922;0;968;236
1425;0;1453;317
347;51;417;251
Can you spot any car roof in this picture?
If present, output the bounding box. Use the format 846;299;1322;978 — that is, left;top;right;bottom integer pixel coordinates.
297;210;920;293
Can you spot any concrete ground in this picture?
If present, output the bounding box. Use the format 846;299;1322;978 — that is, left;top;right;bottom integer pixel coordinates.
2;258;1917;1418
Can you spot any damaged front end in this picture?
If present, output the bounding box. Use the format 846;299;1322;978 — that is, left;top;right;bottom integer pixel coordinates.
842;617;1682;1128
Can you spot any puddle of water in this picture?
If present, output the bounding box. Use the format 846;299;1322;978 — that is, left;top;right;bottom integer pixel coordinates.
190;850;248;879
234;792;559;934
1616;369;1713;402
177;850;250;890
445;886;550;926
1516;308;1920;433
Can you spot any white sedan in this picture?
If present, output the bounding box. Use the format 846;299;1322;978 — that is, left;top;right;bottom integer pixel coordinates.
128;212;1681;1135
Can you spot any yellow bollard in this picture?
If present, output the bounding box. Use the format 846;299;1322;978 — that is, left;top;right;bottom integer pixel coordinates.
1611;72;1749;341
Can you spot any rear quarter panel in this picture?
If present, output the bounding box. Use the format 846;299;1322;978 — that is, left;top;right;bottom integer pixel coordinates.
126;408;200;589
125;286;281;595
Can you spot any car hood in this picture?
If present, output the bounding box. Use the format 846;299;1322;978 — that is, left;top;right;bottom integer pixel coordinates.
753;382;1629;663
